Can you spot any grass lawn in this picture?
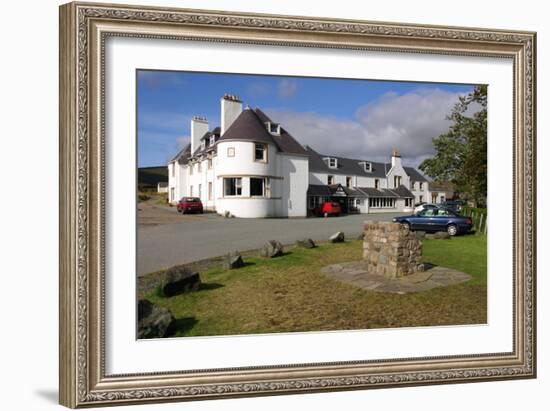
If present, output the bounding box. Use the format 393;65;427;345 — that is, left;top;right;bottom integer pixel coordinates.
146;235;487;337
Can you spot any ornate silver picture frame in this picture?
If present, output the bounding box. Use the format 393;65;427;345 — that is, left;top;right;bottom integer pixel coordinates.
59;2;536;407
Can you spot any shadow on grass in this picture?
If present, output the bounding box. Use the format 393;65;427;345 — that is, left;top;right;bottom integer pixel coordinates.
167;316;198;337
198;282;225;291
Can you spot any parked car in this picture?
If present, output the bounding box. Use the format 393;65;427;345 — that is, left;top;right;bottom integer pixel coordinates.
441;200;465;213
315;201;342;217
177;197;203;214
393;207;472;236
413;203;439;214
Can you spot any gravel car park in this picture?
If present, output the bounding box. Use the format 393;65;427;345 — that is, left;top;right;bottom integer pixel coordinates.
137;206;404;276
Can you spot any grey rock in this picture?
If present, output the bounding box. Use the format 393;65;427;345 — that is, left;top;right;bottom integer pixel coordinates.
425;233;436;240
260;240;284;258
434;231;451;240
160;266;201;297
223;251;245;269
296;238;316;248
329;231;345;243
415;231;426;240
137;299;176;339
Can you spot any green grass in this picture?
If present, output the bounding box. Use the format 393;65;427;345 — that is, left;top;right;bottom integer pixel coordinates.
146;235;487;337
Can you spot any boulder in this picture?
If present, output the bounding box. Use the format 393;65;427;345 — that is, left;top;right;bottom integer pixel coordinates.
260;240;284;258
329;232;345;243
223;251;245;269
415;231;426;240
296;238;316;249
425;233;436;240
137;299;176;339
434;231;451;240
160;266;201;297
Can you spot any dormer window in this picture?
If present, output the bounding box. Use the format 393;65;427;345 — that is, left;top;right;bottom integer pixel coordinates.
209;135;215;146
324;157;338;169
265;122;281;135
201;140;206;150
359;161;372;172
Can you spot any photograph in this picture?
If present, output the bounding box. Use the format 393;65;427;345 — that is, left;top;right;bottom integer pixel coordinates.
136;70;488;339
57;1;536;407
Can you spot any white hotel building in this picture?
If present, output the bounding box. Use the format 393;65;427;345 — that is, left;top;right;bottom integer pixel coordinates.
168;94;445;218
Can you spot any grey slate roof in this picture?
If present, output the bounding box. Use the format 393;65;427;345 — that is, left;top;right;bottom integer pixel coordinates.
306;146;389;178
170;143;191;164
307;184;333;197
356;187;399;198
403;166;428;182
219;108;309;156
390;185;415;198
307;184;414;199
306;146;428;182
254;109;309;156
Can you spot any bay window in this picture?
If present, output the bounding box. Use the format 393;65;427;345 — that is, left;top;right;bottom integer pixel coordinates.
224;177;242;196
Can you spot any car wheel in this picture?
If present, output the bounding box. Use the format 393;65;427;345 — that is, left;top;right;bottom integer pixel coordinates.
401;222;411;231
447;224;458;236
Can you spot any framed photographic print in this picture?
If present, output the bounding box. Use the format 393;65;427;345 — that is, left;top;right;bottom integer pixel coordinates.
59;1;537;408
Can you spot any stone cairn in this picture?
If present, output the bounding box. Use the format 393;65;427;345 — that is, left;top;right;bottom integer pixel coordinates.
363;221;424;279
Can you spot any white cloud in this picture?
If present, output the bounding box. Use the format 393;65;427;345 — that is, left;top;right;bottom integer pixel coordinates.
247;81;272;98
265;88;470;168
278;79;298;99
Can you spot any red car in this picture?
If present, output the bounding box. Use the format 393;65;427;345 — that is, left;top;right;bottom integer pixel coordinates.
315;201;342;217
177;197;203;214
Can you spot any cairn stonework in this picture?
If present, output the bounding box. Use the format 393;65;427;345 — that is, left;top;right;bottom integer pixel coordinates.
363;221;423;279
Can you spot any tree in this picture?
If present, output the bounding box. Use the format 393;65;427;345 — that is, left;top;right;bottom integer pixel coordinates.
419;85;487;207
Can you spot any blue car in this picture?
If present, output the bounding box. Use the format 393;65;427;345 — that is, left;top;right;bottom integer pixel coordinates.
393;207;473;236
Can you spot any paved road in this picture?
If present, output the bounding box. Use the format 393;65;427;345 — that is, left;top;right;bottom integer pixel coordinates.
137;212;404;276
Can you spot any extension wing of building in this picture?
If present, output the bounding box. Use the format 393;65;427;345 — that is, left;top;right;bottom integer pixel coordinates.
168;94;444;218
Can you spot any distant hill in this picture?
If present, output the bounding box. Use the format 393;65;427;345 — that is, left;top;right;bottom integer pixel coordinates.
138;166;168;190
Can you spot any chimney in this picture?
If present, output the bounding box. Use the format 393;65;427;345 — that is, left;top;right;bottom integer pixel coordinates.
191;116;209;153
220;94;243;135
391;147;402;168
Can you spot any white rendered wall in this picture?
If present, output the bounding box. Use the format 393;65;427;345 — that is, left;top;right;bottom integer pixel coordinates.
277;154;309;217
215;140;280;217
385;162;411;190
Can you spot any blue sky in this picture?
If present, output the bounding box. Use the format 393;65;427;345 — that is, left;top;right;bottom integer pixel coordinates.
137;70;475;168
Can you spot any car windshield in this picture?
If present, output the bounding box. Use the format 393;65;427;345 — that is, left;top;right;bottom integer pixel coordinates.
182;198;199;202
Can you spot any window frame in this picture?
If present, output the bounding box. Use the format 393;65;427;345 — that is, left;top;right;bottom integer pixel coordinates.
223;177;243;197
250;177;266;197
327;175;334;185
393;175;402;188
253;143;268;163
227;147;235;157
